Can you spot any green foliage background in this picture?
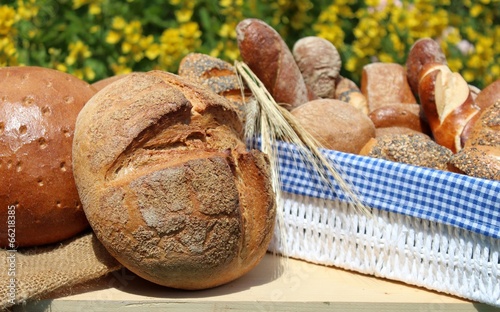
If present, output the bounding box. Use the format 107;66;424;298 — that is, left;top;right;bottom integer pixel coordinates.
1;0;499;89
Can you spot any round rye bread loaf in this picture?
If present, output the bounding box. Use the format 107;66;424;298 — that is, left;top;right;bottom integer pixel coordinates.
72;71;276;290
0;66;94;247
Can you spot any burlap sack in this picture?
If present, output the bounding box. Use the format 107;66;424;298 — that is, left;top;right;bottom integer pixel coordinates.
0;231;122;310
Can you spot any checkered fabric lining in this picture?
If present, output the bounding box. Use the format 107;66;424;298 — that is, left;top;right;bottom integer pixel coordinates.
272;140;500;239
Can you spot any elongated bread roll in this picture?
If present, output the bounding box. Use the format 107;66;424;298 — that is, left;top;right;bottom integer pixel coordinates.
236;18;315;110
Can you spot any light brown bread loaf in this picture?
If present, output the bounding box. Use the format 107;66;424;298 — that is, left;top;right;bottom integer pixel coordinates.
361;62;417;112
72;71;276;290
291;99;375;154
292;36;341;99
0;66;94;247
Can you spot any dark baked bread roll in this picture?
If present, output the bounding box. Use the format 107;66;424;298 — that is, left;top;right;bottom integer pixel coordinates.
0;66;94;247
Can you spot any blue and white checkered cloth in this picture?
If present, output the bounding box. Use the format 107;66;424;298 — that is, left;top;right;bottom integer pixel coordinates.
270;140;500;239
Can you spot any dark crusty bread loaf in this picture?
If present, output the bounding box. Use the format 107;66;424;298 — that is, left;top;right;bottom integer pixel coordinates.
72;70;276;290
0;66;94;247
178;53;250;119
236;18;315;110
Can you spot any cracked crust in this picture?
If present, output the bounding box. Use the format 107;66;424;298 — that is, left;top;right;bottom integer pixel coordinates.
72;71;275;289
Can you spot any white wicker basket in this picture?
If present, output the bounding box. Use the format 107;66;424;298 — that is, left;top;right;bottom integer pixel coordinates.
266;142;500;307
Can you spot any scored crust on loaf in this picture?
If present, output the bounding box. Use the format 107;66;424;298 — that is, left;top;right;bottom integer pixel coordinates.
72;70;275;290
178;53;250;118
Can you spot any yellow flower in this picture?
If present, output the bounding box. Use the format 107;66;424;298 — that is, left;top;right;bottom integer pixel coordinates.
179;22;201;39
175;9;193;23
462;70;475;83
90;25;100;33
219;23;235;38
470;4;482;17
145;43;161;60
56;64;68;72
0;5;16;36
106;30;121;44
84;66;96;81
377;52;394;63
89;3;101;15
65;40;92;66
345;57;358;73
447;58;463;72
466;54;483;69
16;0;39;20
112;16;127;30
219;0;232;7
124;20;142;36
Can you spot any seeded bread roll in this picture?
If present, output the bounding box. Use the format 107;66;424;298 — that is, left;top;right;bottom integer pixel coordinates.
0;66;94;247
291;99;375;154
450;100;500;180
72;71;276;290
359;134;454;171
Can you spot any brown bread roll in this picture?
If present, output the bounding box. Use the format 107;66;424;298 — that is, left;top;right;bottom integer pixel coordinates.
369;103;427;133
334;76;369;115
72;71;276;290
361;62;417;112
475;78;500;111
450;99;500;180
291;99;375;154
406;38;447;97
292;36;341;99
0;66;94;247
359;134;454;171
459;79;500;145
417;62;481;152
236;18;315;110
